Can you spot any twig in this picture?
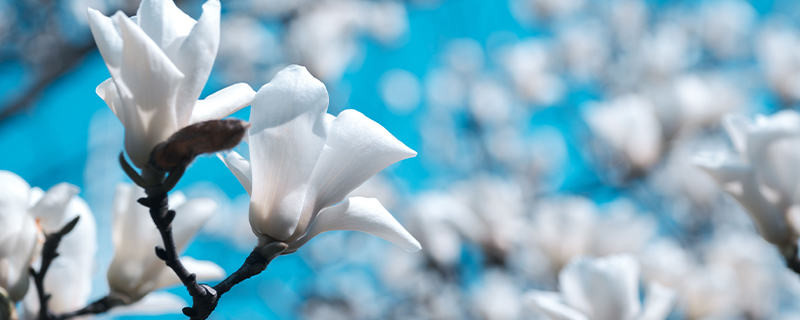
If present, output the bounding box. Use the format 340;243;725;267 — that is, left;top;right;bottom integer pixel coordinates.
30;217;81;320
54;296;124;320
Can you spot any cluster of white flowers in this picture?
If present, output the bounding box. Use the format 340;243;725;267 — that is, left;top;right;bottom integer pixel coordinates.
1;0;420;318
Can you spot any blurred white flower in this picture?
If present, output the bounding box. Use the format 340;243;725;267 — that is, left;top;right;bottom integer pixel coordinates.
499;40;564;106
0;171;42;302
219;65;420;253
525;255;676;320
23;184;97;318
699;0;755;59
285;1;408;81
106;184;225;303
407;191;482;267
379;69;422;115
695;111;800;248
87;0;256;167
584;94;663;170
474;269;523;320
757;20;800;103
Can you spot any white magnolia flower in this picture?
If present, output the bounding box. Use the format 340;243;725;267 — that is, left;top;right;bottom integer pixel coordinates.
107;184;225;303
525;255;676;320
23;184;97;318
0;171;40;302
220;65;421;253
695;111;800;248
87;0;256;168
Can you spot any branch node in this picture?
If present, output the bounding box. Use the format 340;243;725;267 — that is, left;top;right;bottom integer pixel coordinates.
154;246;167;261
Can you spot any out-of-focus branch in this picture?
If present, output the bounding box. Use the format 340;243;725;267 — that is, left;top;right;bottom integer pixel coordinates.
29;216;81;320
0;41;96;122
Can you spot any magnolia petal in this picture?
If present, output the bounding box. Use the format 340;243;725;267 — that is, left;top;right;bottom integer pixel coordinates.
106;292;185;316
287;197;421;252
0;171;37;302
559;255;641;320
28;183;80;232
86;8;124;70
96;78;126;124
722;114;751;156
248;65;330;241
172;0;221;125
172;198;218;252
114;12;185;167
523;291;590;320
135;0;196;52
293;109;416;239
190;83;256;125
153;257;225;289
218;151;252;195
637;282;677;320
695;154;792;245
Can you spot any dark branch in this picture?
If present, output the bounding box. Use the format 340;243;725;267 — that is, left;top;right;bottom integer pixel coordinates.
30;216;81;320
54;296;124;320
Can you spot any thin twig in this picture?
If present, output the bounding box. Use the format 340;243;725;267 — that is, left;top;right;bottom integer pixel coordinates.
54;296;124;320
30;217;81;320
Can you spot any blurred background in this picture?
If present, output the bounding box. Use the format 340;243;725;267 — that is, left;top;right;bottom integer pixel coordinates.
5;0;800;319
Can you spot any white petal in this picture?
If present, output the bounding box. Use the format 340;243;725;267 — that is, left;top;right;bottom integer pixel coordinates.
28;183;80;232
637;282;677;320
287;197;421;252
189;82;256;124
114;12;185;168
0;171;37;302
559;255;641;320
171;0;221;125
292;109;416;239
153;257;225;289
523;291;590;320
87;8;124;70
96;78;125;123
136;0;196;52
695;153;792;245
218;151;252;195
106;292;185;316
248;65;330;241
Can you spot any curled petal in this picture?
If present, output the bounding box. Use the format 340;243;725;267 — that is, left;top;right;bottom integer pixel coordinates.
287;197;421;252
218;151;252;195
135;0;196;51
190;83;256;125
87;9;124;70
524;291;589;320
292;109;416;239
248;65;330;240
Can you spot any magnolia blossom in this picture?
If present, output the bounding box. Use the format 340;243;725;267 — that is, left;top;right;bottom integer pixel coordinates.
23;183;97;318
695;111;800;248
107;184;225;303
0;171;40;302
87;0;256;168
220;65;420;253
525;255;676;320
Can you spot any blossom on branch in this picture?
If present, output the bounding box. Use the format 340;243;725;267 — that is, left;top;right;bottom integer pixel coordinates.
106;184;225;304
87;0;256;168
220;65;421;253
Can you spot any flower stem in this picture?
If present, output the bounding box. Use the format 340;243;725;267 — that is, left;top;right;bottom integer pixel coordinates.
30;217;81;320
